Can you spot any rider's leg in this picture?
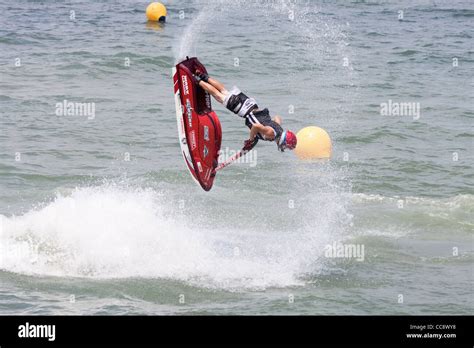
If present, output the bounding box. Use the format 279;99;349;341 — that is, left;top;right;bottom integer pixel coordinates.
198;80;225;104
207;77;227;93
196;69;227;93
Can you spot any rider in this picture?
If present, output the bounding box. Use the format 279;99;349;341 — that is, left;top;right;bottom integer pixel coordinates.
194;70;297;152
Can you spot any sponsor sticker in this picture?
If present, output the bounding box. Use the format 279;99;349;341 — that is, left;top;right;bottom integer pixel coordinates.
205;93;211;109
182;75;189;96
203;126;209;141
190;131;197;150
197;161;203;172
203;145;209;158
186;99;193;128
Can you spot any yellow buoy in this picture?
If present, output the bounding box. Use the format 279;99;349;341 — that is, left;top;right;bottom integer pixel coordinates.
146;2;167;22
294;126;332;159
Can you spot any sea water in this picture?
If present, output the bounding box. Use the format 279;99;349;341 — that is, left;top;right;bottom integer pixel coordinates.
0;0;472;314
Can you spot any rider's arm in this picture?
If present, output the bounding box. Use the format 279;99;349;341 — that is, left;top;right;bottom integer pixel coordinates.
249;124;275;141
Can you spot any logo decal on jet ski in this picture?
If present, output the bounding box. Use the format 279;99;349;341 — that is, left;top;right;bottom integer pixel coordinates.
203;126;209;141
190;130;197;150
205;93;211;109
203;145;209;158
182;75;189;96
186;99;193;128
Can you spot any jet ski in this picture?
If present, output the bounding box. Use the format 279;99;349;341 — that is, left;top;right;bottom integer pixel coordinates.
172;57;222;191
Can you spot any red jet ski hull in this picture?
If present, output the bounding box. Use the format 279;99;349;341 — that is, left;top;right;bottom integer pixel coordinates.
172;57;222;191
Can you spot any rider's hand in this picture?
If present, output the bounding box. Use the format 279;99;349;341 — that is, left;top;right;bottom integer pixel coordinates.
243;139;257;151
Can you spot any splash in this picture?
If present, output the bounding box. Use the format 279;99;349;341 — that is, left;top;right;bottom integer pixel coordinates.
174;3;217;61
0;185;335;290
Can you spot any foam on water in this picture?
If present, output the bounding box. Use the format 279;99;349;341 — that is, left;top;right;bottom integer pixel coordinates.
0;184;339;290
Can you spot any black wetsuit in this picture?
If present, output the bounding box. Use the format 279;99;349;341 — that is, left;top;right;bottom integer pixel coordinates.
224;89;283;142
245;108;283;141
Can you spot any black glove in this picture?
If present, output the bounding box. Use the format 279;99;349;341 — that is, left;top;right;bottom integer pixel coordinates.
243;138;258;151
195;69;209;83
